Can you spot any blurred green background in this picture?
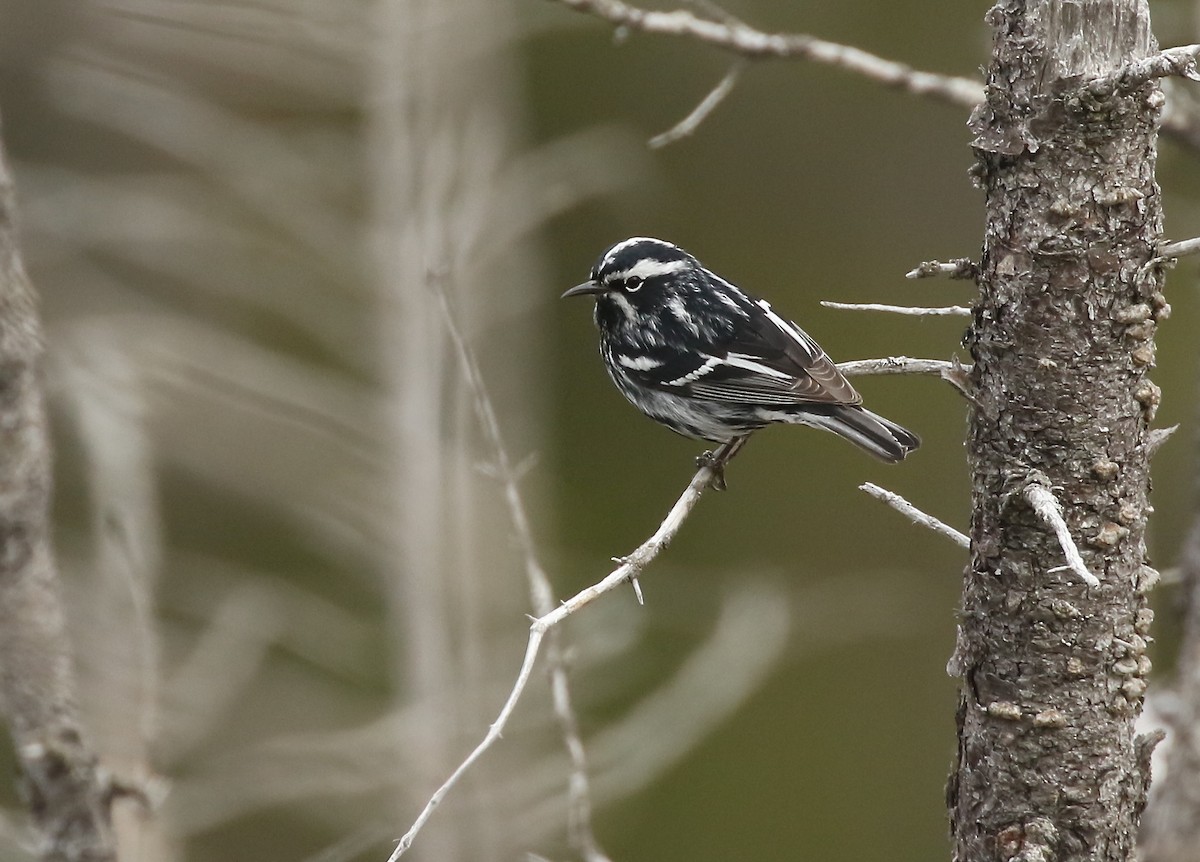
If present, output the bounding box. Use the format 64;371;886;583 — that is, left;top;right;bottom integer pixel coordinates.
0;1;1197;861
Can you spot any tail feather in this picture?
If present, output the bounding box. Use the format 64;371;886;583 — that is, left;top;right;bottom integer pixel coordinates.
793;405;920;463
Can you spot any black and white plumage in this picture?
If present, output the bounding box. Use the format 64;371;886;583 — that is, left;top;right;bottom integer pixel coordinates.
562;237;919;463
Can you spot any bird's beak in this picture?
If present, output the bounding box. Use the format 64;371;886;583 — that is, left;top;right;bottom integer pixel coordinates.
561;280;605;299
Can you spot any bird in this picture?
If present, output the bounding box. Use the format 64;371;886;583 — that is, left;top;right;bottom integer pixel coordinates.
562;237;919;477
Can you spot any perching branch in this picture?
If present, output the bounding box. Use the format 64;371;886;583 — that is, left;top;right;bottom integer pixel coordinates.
821;301;970;317
860;483;969;549
390;453;727;859
433;286;611;862
550;0;984;109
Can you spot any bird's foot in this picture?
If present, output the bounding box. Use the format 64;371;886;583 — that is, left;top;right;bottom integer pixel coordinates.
696;450;729;491
696;436;749;491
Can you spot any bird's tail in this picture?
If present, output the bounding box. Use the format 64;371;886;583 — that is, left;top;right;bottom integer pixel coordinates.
795;405;920;463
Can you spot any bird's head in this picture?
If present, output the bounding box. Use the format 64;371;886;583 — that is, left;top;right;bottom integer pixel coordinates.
562;237;705;335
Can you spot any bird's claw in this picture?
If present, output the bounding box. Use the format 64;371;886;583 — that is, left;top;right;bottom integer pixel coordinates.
696;450;729;491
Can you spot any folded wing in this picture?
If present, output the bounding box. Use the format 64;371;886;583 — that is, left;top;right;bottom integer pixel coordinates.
638;296;862;407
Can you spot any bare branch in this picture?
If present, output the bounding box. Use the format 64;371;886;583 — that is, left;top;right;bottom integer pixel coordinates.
837;356;961;376
860;483;969;549
390;447;725;859
905;258;979;280
551;0;984;108
1083;44;1200;96
649;62;744;148
434;286;611;862
821;301;970;317
1023;481;1101;588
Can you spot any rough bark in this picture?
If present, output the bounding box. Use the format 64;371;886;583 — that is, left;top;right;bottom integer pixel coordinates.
0;129;116;859
950;2;1165;860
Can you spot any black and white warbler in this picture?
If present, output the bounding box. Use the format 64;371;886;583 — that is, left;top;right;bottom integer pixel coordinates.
563;237;919;470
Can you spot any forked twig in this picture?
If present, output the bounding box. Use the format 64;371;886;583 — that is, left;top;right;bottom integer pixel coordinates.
551;0;983;108
433;286;611;862
389;345;732;859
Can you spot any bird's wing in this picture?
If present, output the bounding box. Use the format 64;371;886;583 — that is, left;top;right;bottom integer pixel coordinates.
625;298;862;407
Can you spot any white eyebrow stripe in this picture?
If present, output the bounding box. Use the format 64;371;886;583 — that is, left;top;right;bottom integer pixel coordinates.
609;258;691;282
724;353;793;380
666;355;721;386
616;354;663;371
754;299;821;360
601;236;671;269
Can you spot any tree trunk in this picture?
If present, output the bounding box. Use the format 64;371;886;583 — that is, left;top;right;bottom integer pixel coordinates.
0;131;115;858
950;2;1165;860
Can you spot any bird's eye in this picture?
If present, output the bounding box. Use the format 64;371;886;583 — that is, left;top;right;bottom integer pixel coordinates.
625;277;644;293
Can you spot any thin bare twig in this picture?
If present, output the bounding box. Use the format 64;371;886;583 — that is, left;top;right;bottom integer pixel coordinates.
837;356;961;376
434;287;611;862
551;0;983;108
821;301;970;317
649;62;744;148
905;258;979;280
1023;480;1101;588
860;483;969;549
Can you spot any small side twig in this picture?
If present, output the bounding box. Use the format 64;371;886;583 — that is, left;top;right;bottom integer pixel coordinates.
821;301;970;317
1140;236;1200;277
1158;237;1200;259
837;356;962;376
1147;424;1178;458
649;62;744;148
1023;480;1101;588
838;356;976;402
390;451;724;859
860;482;969;549
434;285;611;862
1082;44;1200;96
905;258;979;280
